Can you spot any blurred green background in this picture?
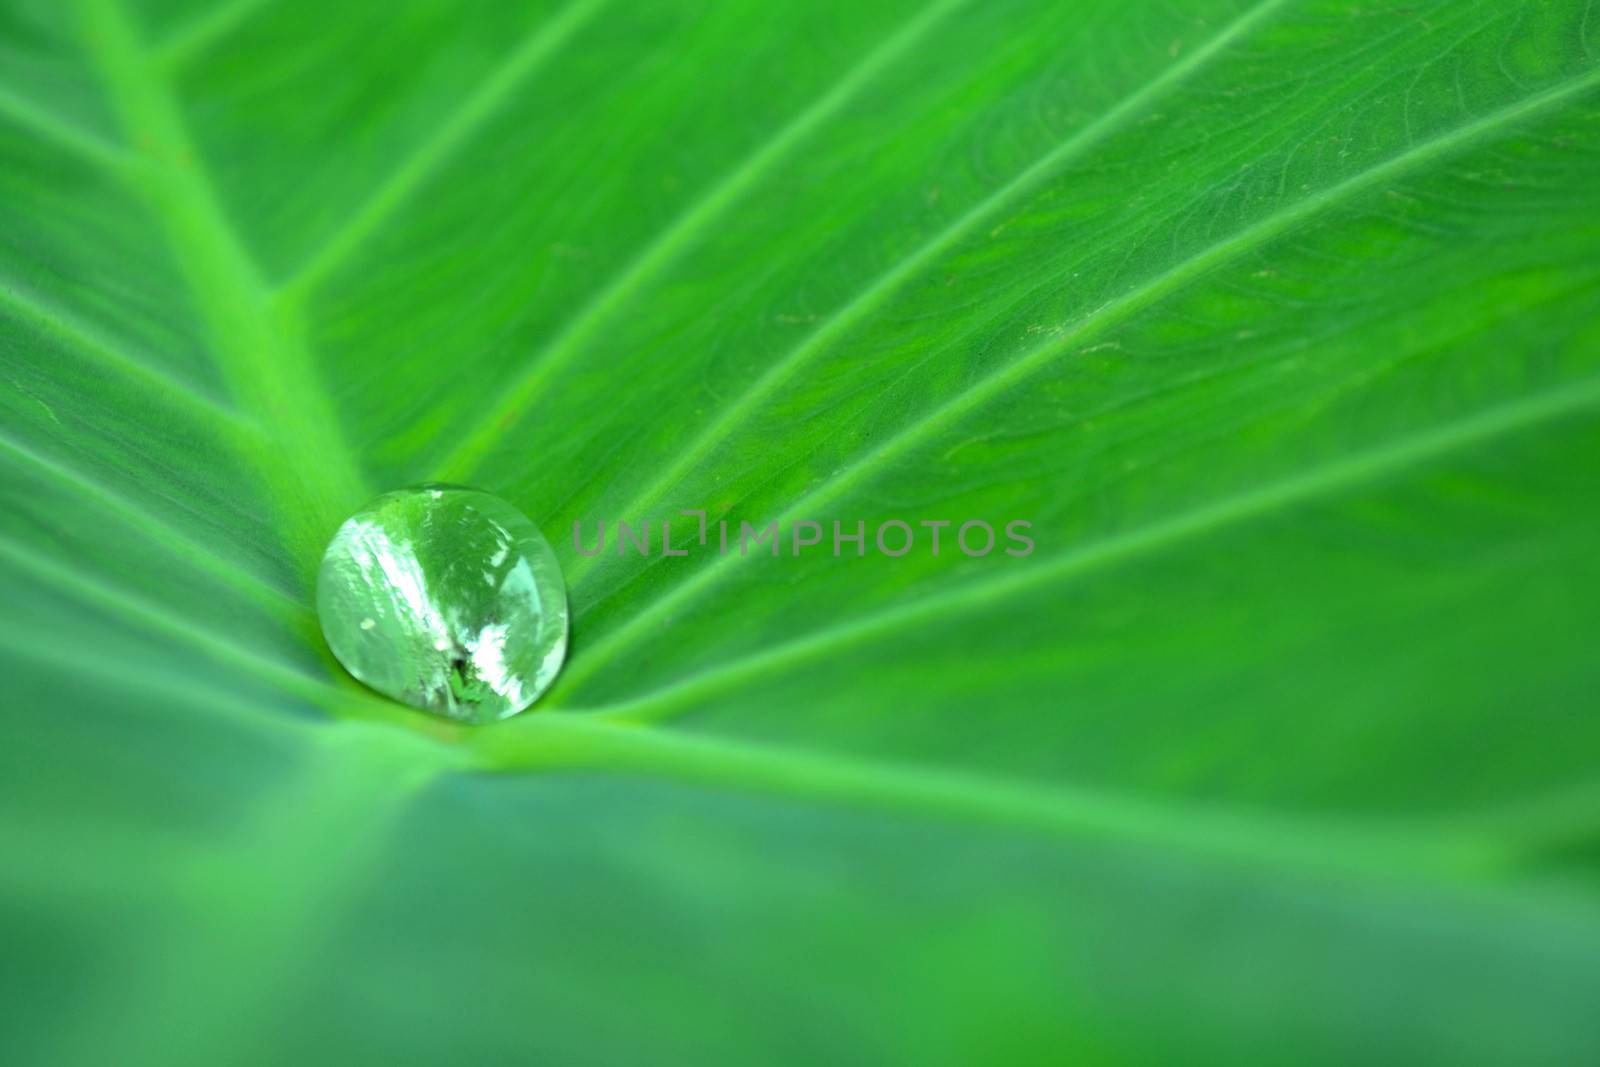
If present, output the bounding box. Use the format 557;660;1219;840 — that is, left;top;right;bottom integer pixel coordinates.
3;0;1600;1063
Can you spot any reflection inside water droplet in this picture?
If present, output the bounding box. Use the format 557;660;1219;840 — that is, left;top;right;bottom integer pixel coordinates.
316;484;568;724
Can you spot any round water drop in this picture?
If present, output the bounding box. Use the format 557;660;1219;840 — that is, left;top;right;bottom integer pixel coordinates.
316;484;568;724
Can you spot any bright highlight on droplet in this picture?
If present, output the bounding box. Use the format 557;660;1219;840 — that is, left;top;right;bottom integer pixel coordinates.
316;484;568;724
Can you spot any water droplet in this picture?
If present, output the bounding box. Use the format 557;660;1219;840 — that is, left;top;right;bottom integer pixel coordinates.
316;484;568;724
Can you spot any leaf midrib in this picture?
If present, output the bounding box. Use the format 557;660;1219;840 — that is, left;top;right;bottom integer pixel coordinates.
75;0;368;573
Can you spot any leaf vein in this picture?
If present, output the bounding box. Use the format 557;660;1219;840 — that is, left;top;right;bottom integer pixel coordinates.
429;0;972;481
0;272;246;426
0;429;304;618
0;82;128;168
588;371;1600;722
473;714;1500;882
77;0;369;571
560;0;1294;587
562;62;1600;688
277;0;613;297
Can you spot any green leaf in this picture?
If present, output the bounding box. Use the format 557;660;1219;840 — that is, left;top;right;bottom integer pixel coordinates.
3;0;1599;1062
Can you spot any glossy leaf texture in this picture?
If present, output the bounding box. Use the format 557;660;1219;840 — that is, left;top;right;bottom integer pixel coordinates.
3;0;1600;1063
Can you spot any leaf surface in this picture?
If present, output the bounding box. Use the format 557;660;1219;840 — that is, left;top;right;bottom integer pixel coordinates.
3;0;1600;1062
